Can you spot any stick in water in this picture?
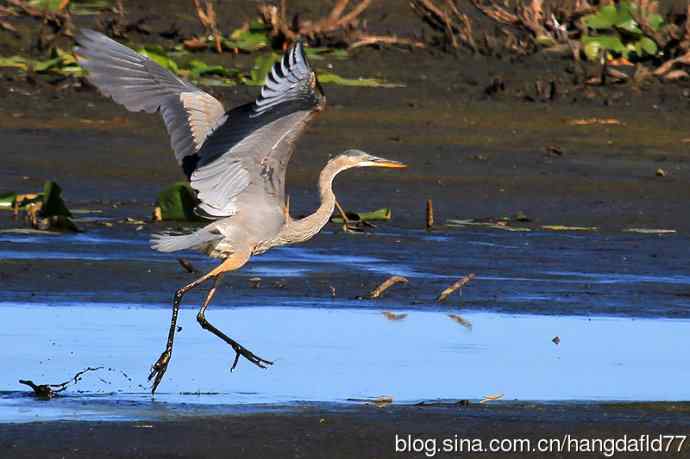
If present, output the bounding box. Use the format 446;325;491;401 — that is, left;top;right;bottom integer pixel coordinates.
368;275;409;299
426;199;434;230
437;273;476;303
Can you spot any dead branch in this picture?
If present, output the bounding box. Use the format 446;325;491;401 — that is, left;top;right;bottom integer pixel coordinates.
469;0;564;47
410;0;477;51
368;275;409;299
436;273;475;303
260;0;416;49
192;0;222;53
349;33;425;49
19;367;102;399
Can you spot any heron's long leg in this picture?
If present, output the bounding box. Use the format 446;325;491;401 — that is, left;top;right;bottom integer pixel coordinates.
196;274;273;370
148;269;217;394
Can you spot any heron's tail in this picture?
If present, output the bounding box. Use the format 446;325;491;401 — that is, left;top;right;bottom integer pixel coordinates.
150;229;222;253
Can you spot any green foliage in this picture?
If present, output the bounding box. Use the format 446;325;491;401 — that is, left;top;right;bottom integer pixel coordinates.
28;0;113;15
305;47;350;60
0;192;17;210
1;37;398;89
156;182;201;221
0;48;85;76
318;72;404;88
222;19;271;52
242;52;280;86
581;1;664;61
331;208;392;224
137;46;179;73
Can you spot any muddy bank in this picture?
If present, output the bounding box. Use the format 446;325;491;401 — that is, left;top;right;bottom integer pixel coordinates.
2;403;690;459
2;2;690;232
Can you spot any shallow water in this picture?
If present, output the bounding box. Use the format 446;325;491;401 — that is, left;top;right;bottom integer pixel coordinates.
1;226;689;422
1;303;689;422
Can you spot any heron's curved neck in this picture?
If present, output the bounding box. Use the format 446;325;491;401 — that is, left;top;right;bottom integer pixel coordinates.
282;160;342;244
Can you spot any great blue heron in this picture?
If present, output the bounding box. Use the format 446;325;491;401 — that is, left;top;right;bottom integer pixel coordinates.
75;30;405;393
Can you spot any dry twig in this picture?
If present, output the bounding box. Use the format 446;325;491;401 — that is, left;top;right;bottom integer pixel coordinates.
436;273;475;302
368;275;409;299
259;0;422;49
19;367;102;399
192;0;222;53
410;0;477;50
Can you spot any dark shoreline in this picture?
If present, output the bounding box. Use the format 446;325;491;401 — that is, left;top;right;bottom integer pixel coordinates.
2;402;690;458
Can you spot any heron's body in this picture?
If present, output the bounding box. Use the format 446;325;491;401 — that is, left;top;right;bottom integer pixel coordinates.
75;29;404;393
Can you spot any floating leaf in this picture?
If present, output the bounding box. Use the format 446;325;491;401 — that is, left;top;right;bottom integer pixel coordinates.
541;225;598;232
305;47;350;60
0;55;29;71
0;192;17;210
33;56;61;72
196;77;237;87
623;228;676;235
331;208;391;224
137;47;178;74
155;182;201;221
187;59;234;79
318;72;404;88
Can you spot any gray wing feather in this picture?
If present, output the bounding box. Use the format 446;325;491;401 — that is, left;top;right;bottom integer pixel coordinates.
253;41;313;117
75;29;225;164
189;40;324;219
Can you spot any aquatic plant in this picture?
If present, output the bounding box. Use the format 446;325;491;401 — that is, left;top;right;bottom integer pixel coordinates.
580;1;663;61
153;182;201;222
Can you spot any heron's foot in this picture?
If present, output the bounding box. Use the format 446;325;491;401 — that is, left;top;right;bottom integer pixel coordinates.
148;347;172;394
228;341;273;371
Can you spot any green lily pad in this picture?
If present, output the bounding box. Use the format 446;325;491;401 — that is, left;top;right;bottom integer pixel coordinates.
155;182;201;221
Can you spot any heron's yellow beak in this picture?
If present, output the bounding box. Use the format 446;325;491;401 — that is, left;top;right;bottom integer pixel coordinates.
369;157;407;168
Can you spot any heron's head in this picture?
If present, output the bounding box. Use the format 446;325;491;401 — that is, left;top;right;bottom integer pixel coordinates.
331;149;406;170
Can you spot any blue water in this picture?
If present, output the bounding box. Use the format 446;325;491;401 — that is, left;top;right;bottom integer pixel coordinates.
1;303;689;422
1;226;689;421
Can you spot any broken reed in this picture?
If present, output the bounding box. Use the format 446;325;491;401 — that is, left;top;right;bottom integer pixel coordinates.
368;275;409;299
426;199;434;230
437;273;475;303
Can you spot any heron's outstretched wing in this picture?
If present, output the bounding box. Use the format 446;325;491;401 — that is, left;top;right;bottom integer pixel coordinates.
186;41;325;219
75;29;226;166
